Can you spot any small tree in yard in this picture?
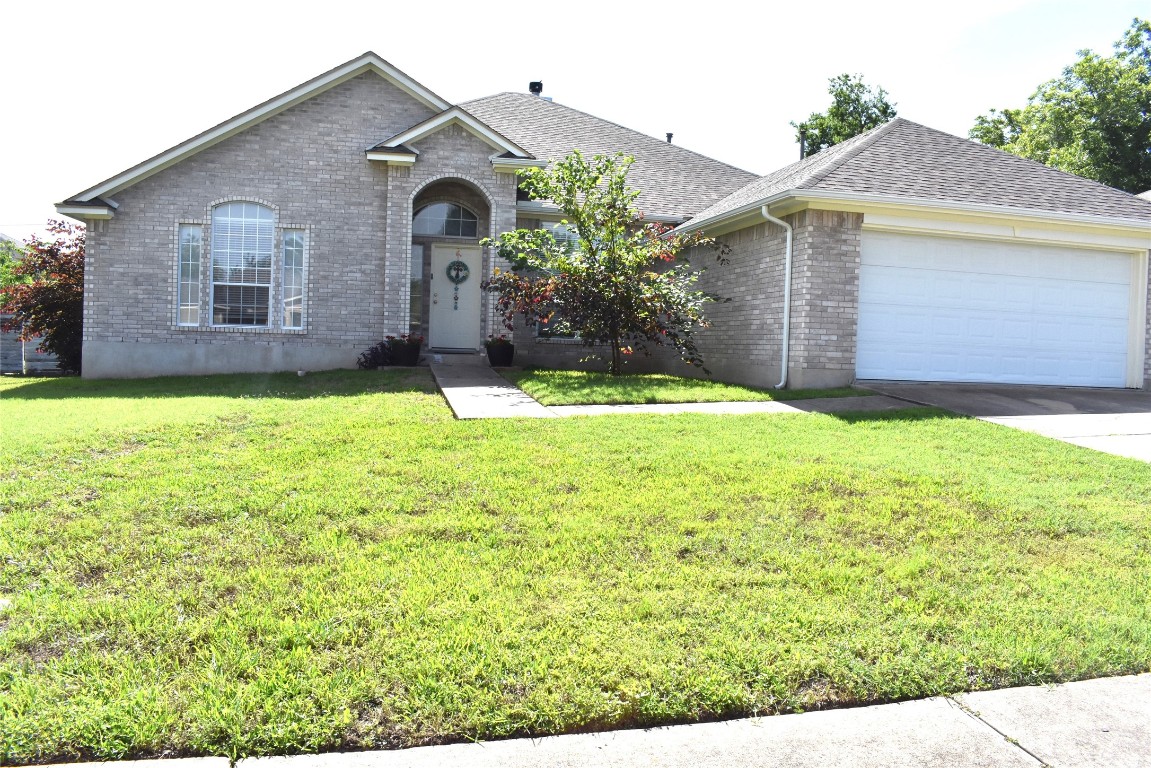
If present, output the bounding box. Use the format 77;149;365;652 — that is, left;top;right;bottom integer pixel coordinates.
0;220;85;373
483;152;728;375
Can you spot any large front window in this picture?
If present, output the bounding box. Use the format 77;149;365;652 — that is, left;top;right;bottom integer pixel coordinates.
211;202;273;326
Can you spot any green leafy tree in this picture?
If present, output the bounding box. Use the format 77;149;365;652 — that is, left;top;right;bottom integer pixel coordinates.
792;74;897;158
0;237;28;292
483;152;727;375
970;18;1151;193
0;221;85;373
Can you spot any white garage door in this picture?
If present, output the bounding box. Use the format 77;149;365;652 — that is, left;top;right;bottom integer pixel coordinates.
857;231;1133;387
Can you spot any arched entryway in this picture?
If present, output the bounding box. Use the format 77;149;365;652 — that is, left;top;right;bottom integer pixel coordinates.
409;180;492;350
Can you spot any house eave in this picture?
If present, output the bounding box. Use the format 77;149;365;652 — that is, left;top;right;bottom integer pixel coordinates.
366;150;418;165
680;189;1151;239
492;156;548;174
54;202;117;221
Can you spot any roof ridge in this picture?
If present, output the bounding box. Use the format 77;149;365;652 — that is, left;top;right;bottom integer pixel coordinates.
462;92;756;177
796;118;903;190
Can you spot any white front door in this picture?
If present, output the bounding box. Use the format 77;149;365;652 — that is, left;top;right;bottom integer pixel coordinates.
429;244;482;349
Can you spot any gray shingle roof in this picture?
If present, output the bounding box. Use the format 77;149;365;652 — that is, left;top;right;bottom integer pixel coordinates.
689;118;1151;227
460;93;757;220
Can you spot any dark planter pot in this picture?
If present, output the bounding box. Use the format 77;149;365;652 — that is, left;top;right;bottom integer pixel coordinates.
486;343;515;367
391;343;421;367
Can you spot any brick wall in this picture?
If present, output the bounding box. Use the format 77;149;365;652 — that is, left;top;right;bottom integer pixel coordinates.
83;73;519;376
786;210;862;388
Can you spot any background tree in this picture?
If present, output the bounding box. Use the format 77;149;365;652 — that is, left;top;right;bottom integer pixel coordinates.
970;18;1151;193
792;74;897;158
0;221;85;373
483;152;727;375
0;237;28;293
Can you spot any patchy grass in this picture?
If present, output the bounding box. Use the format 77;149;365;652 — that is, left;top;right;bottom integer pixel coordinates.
1;370;1149;763
501;368;868;405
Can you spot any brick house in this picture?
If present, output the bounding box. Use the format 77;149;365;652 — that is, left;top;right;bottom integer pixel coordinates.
57;53;1151;389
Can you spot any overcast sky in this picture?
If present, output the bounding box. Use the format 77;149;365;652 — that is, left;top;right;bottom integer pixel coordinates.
1;0;1146;242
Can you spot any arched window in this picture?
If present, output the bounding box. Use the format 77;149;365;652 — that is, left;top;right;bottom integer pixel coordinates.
413;202;479;238
211;202;274;326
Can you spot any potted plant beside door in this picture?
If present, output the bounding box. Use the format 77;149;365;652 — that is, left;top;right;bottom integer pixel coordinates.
387;333;424;366
484;334;515;367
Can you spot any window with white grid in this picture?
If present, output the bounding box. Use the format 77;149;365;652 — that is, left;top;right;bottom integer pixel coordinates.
282;229;305;329
211;202;273;326
177;225;202;325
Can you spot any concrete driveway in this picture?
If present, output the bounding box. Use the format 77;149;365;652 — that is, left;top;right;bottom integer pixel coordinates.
863;382;1151;462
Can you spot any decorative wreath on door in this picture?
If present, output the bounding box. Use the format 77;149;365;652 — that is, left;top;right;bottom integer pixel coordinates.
446;260;470;285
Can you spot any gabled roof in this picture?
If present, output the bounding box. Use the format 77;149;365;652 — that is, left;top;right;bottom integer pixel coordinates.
61;52;451;206
461;92;758;220
683;118;1151;231
371;106;535;159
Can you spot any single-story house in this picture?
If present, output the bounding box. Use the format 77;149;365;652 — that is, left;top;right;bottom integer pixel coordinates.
57;52;1151;389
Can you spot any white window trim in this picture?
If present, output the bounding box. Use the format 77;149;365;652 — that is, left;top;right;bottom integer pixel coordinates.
172;200;310;334
175;221;203;327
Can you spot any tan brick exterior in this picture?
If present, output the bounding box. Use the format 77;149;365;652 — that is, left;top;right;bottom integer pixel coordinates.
512;212;862;389
786;210;862;388
82;73;519;377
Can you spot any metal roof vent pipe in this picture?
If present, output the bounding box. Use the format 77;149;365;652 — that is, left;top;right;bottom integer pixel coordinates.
666;133;673;144
529;81;543;96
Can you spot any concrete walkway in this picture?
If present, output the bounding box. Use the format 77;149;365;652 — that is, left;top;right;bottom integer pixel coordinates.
429;356;555;419
431;358;911;420
47;674;1150;767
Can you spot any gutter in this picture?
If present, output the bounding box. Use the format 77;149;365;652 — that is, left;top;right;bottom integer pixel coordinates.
760;205;793;389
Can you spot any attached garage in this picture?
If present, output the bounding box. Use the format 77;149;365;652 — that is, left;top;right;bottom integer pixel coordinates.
857;231;1140;387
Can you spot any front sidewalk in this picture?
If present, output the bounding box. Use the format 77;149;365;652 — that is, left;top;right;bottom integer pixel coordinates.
430;358;911;419
44;674;1150;768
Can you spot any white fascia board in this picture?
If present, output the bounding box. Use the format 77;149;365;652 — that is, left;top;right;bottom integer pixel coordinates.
515;201;563;214
675;193;791;235
70;54;450;203
366;152;417;165
55;204;115;220
795;190;1151;235
384;108;531;157
679;188;1151;239
491;156;548;173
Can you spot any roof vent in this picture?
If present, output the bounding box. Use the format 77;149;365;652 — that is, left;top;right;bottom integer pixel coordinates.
529;81;543;96
666;133;673;144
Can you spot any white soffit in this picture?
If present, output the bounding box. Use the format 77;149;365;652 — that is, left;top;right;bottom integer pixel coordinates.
68;53;451;203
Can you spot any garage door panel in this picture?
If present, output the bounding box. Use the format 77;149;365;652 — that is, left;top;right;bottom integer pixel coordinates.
858;232;1133;387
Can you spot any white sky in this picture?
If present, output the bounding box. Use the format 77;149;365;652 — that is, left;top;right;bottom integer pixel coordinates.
1;0;1145;242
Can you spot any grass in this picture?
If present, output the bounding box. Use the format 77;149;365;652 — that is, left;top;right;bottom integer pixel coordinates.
500;368;867;405
1;369;1149;763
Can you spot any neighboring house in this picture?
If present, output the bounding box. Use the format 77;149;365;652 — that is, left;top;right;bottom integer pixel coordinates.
56;53;1151;389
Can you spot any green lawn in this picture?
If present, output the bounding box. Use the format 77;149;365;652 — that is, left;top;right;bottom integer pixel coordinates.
1;370;1149;763
501;368;867;405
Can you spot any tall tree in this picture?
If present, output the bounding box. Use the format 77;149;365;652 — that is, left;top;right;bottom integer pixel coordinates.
0;221;85;373
792;74;897;158
483;152;727;375
970;18;1151;193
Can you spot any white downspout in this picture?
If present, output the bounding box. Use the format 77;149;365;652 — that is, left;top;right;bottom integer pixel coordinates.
761;205;793;389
